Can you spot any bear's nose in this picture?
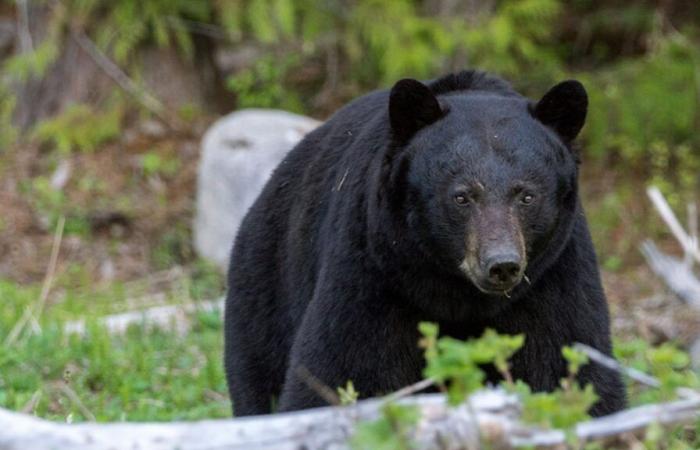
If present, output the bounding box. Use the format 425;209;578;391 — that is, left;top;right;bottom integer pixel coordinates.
486;255;522;286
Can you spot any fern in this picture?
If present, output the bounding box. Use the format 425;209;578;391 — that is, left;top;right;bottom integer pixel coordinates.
87;0;213;63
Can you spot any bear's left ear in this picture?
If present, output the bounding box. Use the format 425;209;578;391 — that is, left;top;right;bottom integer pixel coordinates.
389;78;446;142
533;80;588;143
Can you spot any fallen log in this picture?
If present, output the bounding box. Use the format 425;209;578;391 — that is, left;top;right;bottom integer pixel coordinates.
1;390;699;450
63;298;224;336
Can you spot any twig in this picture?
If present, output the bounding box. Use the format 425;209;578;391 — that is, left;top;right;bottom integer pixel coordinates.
573;343;661;388
56;382;96;422
384;378;436;403
294;366;341;406
204;389;229;403
4;216;65;347
70;29;184;131
20;391;41;415
37;215;65;318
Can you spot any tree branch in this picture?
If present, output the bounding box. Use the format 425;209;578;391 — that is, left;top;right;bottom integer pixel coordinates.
70;29;185;131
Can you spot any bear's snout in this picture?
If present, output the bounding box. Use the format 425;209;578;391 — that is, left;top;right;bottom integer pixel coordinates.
461;205;527;295
475;236;526;293
484;252;523;288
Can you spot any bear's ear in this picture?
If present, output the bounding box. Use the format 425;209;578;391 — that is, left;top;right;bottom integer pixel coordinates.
389;78;445;142
533;80;588;143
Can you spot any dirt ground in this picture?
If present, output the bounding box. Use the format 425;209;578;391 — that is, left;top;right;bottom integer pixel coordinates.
0;123;204;284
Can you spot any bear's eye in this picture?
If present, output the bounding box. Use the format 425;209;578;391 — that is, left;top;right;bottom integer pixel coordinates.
520;193;535;205
454;193;470;206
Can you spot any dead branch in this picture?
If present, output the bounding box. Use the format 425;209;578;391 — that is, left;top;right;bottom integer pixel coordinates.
643;187;700;306
0;390;699;449
641;240;700;307
646;187;700;265
575;396;700;443
70;29;184;131
573;343;661;388
4;216;65;346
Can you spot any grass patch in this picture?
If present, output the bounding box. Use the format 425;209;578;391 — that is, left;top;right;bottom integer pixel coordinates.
0;263;229;422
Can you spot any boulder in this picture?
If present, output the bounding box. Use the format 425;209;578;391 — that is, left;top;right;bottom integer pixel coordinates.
194;109;320;270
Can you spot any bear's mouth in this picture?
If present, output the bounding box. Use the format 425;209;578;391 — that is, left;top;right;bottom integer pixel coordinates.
460;261;524;297
472;280;520;298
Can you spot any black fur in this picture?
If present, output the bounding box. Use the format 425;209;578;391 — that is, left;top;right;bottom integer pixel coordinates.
389;79;446;142
224;70;626;417
533;80;588;143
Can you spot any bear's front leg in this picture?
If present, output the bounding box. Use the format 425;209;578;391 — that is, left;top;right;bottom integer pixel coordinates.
277;292;424;412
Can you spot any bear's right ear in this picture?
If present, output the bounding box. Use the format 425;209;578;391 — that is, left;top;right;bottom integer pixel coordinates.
389;79;445;142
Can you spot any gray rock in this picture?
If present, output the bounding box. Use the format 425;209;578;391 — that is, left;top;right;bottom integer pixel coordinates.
194;109;320;270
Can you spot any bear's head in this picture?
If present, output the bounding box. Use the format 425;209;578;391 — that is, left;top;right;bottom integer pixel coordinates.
378;74;586;301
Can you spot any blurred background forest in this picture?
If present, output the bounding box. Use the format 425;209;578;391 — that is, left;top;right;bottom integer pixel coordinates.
1;0;700;428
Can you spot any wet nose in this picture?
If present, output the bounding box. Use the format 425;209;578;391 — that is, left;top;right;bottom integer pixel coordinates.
486;254;522;286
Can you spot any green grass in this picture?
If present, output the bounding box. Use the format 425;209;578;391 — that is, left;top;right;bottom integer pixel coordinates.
0;263;229;422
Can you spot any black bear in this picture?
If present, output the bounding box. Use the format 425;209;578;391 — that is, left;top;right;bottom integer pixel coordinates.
224;70;626;417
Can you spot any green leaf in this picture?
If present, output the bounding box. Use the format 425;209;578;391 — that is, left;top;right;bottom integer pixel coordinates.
337;381;359;406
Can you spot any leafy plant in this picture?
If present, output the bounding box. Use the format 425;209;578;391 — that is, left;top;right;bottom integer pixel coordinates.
32;103;122;154
62;0;214;63
140;151;181;178
353;328;603;448
151;223;195;270
21;176;90;236
616;338;699;405
3;40;60;82
514;346;598;430
351;403;419;450
218;0;565;110
226;55;303;112
337;381;359;406
0;85;17;150
583;35;700;195
419;323;524;405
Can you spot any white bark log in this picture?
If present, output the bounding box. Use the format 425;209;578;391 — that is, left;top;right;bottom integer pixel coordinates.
63;299;224;336
0;391;517;450
1;390;699;450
